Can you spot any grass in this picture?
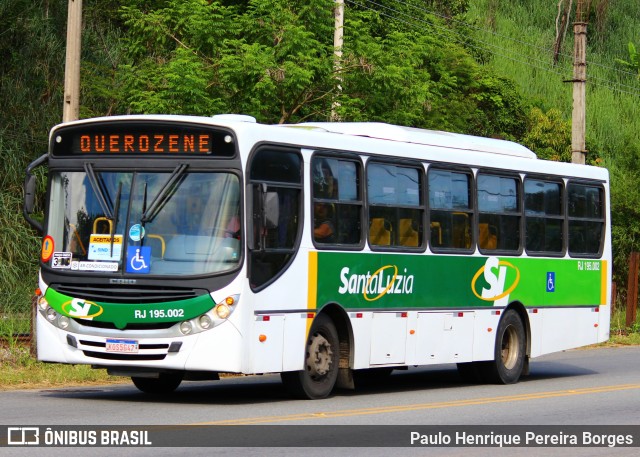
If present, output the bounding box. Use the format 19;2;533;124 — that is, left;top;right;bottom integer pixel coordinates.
0;313;121;391
0;345;122;391
1;308;638;391
607;305;640;345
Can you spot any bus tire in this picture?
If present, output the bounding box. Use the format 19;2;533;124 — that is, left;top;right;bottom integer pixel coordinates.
484;309;526;384
131;373;183;394
281;313;339;399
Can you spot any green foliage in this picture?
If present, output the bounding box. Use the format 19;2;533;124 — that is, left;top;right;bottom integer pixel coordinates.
468;0;640;296
112;0;340;122
0;140;41;314
521;108;571;162
2;0;640;319
0;1;67;315
615;42;640;79
93;0;528;133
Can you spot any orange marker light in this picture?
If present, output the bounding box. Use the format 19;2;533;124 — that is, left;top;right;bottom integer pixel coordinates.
259;334;267;342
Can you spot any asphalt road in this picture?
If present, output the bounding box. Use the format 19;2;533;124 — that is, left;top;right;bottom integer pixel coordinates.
1;346;639;456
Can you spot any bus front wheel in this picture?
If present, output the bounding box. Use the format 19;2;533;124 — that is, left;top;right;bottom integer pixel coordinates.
131;373;183;394
281;313;339;399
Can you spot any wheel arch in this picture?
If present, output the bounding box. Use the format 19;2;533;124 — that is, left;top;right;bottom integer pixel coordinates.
316;303;354;369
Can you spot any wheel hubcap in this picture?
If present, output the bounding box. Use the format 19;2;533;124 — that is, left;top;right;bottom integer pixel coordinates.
501;325;519;370
306;332;333;379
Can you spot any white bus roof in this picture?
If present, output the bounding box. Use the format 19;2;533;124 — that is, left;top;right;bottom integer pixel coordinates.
286;122;537;159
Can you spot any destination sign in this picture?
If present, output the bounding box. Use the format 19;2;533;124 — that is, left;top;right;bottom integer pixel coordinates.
51;121;237;157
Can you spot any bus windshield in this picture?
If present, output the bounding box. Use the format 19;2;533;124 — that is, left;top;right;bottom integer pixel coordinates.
46;169;241;276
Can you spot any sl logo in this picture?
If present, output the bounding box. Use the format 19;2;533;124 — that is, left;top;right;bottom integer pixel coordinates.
471;257;520;307
61;298;104;319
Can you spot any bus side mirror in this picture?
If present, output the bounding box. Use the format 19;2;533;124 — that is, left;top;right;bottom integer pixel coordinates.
24;175;37;214
23;154;47;234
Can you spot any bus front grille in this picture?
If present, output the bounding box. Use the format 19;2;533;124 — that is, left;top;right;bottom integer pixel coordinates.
50;283;208;304
79;339;170;361
82;351;167;361
73;319;176;331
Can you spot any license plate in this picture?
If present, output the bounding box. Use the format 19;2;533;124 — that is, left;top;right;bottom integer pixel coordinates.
106;339;139;353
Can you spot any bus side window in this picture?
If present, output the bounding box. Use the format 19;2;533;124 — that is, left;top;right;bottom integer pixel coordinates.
428;169;473;252
524;179;564;255
312;156;363;247
567;183;604;256
367;162;423;250
477;173;521;253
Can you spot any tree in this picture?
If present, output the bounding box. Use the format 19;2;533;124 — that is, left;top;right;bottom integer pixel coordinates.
103;0;527;139
0;0;69;313
521;108;572;162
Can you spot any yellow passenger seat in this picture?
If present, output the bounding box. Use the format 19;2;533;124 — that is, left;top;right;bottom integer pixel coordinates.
479;223;498;250
369;218;392;246
399;218;419;247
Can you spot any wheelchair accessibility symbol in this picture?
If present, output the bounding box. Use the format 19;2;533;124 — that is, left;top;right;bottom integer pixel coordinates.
546;272;555;292
127;246;151;274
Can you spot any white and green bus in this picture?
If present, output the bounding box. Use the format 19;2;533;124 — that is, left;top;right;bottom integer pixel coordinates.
24;114;611;399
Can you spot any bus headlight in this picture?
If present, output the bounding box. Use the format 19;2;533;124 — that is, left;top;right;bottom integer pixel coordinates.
198;314;212;329
172;294;240;335
38;296;49;311
213;294;239;321
46;307;57;322
215;304;231;319
59;316;70;329
179;321;193;335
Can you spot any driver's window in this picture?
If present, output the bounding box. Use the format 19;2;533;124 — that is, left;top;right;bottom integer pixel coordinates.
248;147;303;290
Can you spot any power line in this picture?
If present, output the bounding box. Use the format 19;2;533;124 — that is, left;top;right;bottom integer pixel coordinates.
386;0;640;80
345;1;569;78
345;0;640;98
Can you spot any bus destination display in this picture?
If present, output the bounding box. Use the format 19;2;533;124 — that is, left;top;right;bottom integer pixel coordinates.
51;122;236;157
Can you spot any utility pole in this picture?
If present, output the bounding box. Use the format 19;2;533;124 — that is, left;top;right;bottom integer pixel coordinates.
63;0;83;123
571;0;589;164
331;0;344;122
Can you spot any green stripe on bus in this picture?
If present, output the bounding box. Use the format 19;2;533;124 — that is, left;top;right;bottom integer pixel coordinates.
314;252;603;310
44;288;215;329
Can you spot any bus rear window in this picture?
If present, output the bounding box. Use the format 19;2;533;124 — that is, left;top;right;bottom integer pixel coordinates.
568;183;604;256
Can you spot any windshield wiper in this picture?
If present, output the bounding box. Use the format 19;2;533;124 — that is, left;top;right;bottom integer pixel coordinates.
140;163;188;224
110;182;123;257
84;163;113;219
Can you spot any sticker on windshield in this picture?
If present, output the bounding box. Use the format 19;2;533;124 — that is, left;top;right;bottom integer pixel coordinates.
129;224;145;242
127;246;151;274
51;252;72;269
74;261;119;272
88;234;123;261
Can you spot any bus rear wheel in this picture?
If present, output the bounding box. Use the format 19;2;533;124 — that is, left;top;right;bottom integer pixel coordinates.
131;373;183;394
281;314;339;399
484;309;526;384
